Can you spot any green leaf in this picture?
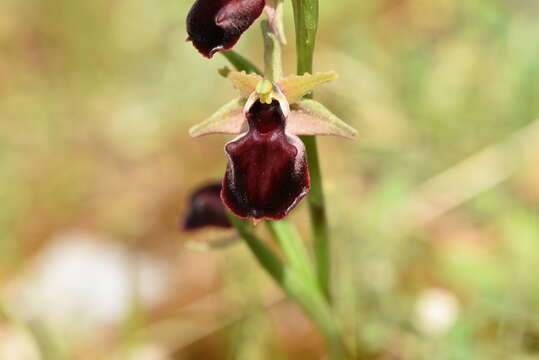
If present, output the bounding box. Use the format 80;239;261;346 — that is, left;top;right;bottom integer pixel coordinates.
287;99;357;138
266;220;316;285
227;213;348;360
220;51;262;75
227;71;262;98
189;98;246;137
277;72;338;104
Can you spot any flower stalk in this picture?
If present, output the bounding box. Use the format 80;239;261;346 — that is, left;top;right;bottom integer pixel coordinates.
291;0;331;302
291;0;318;76
261;20;282;82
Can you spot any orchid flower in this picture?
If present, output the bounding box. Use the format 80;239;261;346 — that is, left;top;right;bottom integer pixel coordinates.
189;71;357;221
186;0;266;58
186;0;288;58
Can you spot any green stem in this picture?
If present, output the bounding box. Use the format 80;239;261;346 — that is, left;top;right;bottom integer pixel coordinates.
291;0;331;301
291;0;319;76
301;136;330;299
221;50;262;75
227;214;347;359
261;20;283;82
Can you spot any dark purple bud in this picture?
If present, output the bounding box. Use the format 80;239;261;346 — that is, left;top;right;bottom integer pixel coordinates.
183;183;232;230
222;100;310;221
186;0;266;58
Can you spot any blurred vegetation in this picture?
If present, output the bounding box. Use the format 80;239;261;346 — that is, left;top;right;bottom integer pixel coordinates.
1;0;539;359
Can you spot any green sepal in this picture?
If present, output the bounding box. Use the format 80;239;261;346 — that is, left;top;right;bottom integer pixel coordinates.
277;72;338;104
189;98;246;137
288;99;357;139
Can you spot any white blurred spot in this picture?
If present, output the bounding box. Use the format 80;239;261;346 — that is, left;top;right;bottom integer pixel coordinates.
415;288;459;337
3;230;169;337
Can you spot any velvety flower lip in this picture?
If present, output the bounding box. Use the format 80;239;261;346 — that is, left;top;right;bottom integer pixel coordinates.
221;99;310;221
183;183;232;230
186;0;266;58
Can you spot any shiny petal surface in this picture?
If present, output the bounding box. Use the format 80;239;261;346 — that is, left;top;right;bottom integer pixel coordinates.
222;100;310;220
183;183;231;230
187;0;265;58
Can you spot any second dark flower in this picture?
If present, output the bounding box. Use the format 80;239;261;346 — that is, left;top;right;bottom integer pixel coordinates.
186;0;266;58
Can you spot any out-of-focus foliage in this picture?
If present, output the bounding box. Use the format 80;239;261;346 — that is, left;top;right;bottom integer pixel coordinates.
1;0;539;359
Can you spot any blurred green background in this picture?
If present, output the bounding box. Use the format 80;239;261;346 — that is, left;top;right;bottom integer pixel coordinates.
2;0;539;358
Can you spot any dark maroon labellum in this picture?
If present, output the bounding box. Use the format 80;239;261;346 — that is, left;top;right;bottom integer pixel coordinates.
186;0;266;58
222;100;310;221
183;183;232;230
